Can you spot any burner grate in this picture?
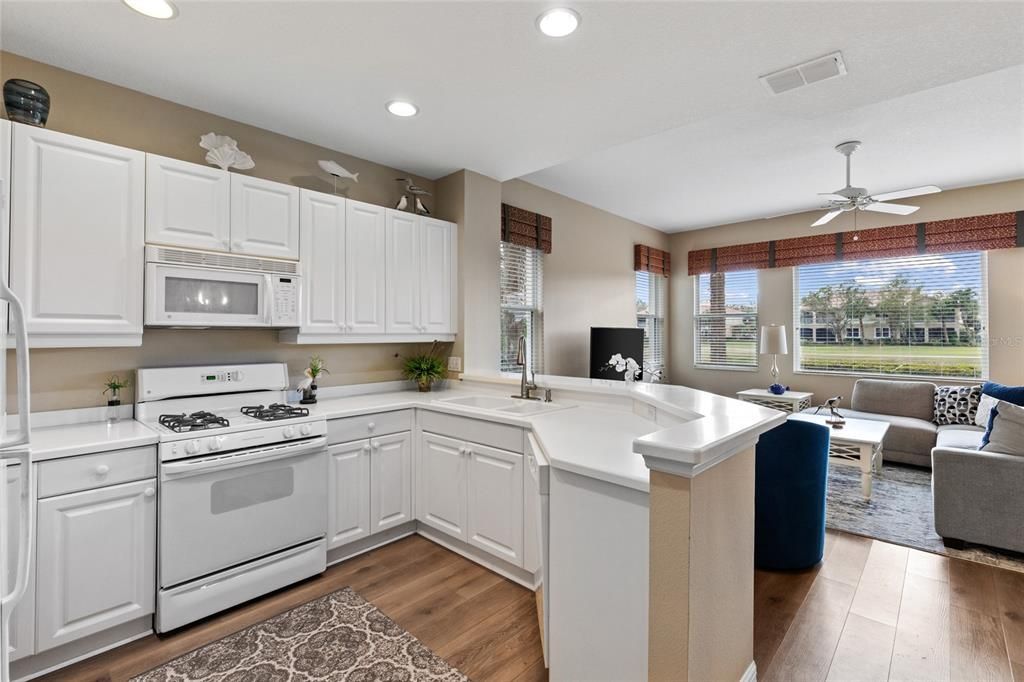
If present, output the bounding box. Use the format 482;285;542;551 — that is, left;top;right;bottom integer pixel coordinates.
240;403;311;422
159;411;230;433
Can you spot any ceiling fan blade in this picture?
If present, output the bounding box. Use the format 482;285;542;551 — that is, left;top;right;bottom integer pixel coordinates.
862;202;919;216
817;193;849;202
870;185;941;202
811;210;843;227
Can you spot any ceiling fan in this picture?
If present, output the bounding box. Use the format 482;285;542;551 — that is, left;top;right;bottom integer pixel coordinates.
811;141;941;227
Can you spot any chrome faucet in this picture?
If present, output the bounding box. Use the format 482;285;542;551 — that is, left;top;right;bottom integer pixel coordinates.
512;336;540;400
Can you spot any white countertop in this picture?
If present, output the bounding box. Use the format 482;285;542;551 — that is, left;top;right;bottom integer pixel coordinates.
26;419;159;462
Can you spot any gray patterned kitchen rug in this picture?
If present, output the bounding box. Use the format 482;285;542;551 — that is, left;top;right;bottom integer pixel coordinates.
826;462;1024;573
131;588;468;681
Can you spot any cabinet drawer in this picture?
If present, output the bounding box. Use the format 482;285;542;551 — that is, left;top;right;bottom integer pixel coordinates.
419;411;525;453
37;446;157;499
328;409;413;445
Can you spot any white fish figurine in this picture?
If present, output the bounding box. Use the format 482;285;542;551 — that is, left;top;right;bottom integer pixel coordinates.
318;160;359;183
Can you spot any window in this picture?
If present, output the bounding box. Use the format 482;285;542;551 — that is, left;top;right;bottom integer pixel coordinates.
636;271;666;380
794;252;987;378
499;242;543;373
694;270;758;369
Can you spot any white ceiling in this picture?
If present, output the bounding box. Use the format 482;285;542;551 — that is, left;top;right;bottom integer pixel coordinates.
3;1;1023;232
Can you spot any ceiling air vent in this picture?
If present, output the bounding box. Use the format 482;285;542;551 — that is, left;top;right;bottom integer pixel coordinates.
759;51;847;95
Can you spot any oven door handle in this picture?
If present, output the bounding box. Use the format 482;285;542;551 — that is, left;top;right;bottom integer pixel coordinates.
162;436;327;479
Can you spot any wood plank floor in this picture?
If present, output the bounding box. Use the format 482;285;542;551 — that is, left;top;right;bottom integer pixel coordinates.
45;529;1022;681
757;529;1023;682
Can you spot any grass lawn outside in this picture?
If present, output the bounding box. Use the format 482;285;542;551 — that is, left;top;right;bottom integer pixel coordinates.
697;341;983;378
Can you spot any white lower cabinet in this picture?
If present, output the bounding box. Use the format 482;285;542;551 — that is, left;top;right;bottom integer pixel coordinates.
35;478;156;652
416;433;468;541
327;440;372;549
328;430;413;549
417;432;524;567
467;444;524;566
370;432;413;533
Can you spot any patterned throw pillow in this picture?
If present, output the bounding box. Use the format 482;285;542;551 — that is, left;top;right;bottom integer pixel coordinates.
933;385;982;426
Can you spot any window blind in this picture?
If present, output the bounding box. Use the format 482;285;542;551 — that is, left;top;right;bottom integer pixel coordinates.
694;270;758;369
793;251;988;379
636;270;666;379
500;242;544;373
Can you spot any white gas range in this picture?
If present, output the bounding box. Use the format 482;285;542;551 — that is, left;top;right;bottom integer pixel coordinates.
135;363;328;633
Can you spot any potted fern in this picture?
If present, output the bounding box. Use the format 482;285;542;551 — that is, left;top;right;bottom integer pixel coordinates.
402;345;447;392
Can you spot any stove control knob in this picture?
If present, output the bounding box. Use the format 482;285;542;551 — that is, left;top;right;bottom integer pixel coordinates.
209;436;225;452
283;425;297;439
185;440;201;455
300;423;313;436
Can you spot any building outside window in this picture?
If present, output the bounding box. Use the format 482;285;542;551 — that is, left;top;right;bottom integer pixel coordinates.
636;270;666;380
694;270;758;369
499;242;544;374
794;251;987;378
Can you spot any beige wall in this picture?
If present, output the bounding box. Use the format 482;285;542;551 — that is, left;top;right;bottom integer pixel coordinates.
0;52;443;411
669;179;1024;402
501;179;669;378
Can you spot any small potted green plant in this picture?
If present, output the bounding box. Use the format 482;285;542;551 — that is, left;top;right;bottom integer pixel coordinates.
103;375;129;424
300;355;329;404
402;353;447;392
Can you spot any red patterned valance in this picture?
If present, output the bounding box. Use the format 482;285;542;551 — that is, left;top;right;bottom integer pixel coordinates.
686;211;1022;275
501;203;552;254
634;244;671;276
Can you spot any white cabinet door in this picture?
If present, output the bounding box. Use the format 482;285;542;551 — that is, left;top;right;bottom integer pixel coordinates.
385;210;421;334
416;433;468;541
35;479;156;652
344;200;386;334
1;119;9;338
145;154;230;252
327;440;371;549
299;190;346;334
230;174;300;259
467;443;524;567
420;217;456;334
4;463;34;661
11;125;144;345
370;431;413;533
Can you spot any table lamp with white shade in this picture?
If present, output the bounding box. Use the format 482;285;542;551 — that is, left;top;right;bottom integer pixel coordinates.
760;324;788;395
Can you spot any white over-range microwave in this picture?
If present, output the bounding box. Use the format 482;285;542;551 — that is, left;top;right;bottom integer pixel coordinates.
145;246;301;328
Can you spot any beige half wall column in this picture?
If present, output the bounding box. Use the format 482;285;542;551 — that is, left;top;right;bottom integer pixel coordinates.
644;444;759;682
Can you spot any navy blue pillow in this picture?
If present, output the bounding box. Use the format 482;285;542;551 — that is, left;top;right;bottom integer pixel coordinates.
981;381;1024;407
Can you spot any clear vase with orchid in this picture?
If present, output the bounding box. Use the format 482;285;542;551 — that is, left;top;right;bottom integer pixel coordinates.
299;356;329;404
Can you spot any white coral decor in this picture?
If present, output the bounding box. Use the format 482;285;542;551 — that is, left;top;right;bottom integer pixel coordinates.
199;132;255;171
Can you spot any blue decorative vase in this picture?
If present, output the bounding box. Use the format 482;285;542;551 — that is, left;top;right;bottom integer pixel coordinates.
769;383;788;395
4;79;50;127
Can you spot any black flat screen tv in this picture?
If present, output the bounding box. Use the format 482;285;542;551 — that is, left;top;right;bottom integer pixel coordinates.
589;327;644;381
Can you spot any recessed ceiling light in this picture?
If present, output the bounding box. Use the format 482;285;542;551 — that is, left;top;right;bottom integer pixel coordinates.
537;8;580;38
122;0;177;19
386;100;419;118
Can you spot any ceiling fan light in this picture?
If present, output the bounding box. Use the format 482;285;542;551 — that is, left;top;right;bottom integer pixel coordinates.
537;8;581;37
122;0;177;19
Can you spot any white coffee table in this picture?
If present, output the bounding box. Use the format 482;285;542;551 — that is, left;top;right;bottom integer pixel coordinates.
790;413;890;499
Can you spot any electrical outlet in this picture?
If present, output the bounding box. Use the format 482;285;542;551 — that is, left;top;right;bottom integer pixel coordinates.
447;356;463;372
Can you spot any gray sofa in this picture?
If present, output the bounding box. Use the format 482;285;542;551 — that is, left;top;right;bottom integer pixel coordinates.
801;378;1024;553
801;378;969;468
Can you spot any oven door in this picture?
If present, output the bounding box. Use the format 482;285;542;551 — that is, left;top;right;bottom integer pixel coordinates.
159;436;327;588
145;262;272;327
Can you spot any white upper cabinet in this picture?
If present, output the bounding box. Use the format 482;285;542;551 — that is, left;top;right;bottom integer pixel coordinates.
145;154;230;252
345;200;386;334
420;217;456;334
300;190;346;334
1;119;10;338
230;174;300;259
10;124;144;346
385;210;421;334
